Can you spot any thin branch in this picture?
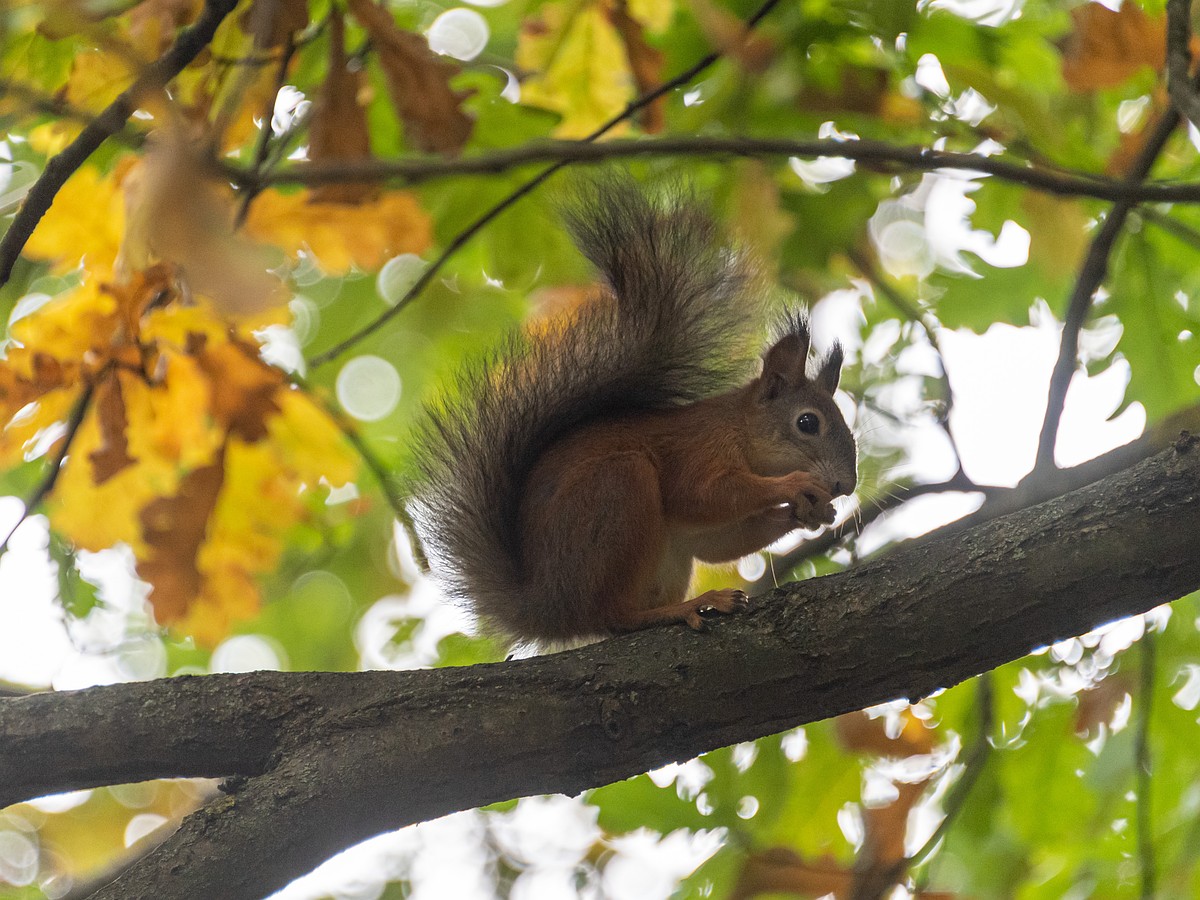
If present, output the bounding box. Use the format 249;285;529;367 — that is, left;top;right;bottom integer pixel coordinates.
0;0;240;291
849;675;995;900
0;678;42;697
0;380;95;557
1137;629;1157;900
1141;205;1200;250
0;81;145;148
218;135;1200;204
1033;103;1182;473
1167;0;1200;132
848;246;964;469
306;0;785;368
233;34;297;229
759;396;1200;593
911;674;994;873
750;472;996;594
287;373;429;570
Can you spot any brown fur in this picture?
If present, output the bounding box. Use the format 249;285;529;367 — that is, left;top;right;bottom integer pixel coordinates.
407;180;857;647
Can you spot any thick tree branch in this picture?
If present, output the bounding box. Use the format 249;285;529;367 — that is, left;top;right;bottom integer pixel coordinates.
0;0;240;290
1;439;1197;899
222;135;1200;203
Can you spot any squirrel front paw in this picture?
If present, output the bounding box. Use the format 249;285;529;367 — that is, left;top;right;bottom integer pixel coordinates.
783;475;834;529
792;499;836;529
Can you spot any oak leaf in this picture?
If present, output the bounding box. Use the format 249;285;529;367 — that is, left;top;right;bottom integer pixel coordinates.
23;164;126;276
139;456;226;624
610;0;666;133
119;131;288;317
239;0;308;49
88;372;135;484
1060;2;1165;92
346;0;474;154
244;188;433;273
308;10;377;204
518;1;634;138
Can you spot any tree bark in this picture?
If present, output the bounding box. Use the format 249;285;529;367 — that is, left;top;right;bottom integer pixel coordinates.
1;438;1198;900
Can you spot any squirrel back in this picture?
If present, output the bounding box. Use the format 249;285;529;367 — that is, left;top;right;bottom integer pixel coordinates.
407;180;766;635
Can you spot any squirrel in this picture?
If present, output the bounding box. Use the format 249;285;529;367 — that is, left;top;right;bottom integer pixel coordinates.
407;179;858;648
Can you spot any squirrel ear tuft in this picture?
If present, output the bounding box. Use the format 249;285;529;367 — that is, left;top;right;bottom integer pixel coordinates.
816;342;844;393
760;330;810;400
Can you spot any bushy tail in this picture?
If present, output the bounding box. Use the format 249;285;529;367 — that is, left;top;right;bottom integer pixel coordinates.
407;178;763;637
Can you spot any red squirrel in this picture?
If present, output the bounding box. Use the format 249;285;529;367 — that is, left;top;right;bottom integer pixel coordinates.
408;180;857;647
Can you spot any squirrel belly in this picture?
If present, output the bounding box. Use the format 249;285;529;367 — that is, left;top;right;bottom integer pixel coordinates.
406;179;857;647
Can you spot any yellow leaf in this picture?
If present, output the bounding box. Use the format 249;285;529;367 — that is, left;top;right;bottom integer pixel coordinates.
245;189;433;274
517;2;634;138
7;281;121;373
27;120;82;156
64;50;135;113
0;385;76;469
23;165;125;276
125;354;225;474
51;408;165;554
627;0;674;33
269;388;358;488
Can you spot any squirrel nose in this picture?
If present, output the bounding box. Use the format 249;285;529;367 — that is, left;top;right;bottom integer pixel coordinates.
831;476;856;498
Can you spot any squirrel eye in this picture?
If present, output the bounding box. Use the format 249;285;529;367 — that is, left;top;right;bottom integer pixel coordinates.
796;412;821;435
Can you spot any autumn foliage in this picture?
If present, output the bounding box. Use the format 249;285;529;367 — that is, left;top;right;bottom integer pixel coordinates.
4;0;1200;897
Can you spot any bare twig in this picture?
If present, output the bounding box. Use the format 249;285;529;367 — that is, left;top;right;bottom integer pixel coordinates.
0;381;96;557
306;0;786;368
0;80;145;148
1137;629;1157;900
233;33;298;228
1141;206;1200;251
286;373;429;570
218;135;1200;204
750;472;998;593
848;246;965;469
1033;105;1182;473
0;0;241;290
1167;0;1200;132
918;675;994;869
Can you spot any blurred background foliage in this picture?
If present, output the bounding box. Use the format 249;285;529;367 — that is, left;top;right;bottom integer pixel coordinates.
1;0;1200;897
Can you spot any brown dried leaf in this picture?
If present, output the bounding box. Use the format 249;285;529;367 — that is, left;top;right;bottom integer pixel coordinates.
731;848;852;900
1075;672;1133;738
836;710;936;757
0;353;70;421
191;336;286;442
88;372;135;485
688;0;775;73
239;0;309;49
346;0;474;154
610;1;665;133
140;457;225;624
120;129;287;317
1060;2;1165;93
309;10;377;204
799;66;891;116
862;779;928;869
128;0;204;56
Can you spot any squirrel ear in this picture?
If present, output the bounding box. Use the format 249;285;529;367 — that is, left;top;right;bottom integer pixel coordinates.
760;331;810;400
816;343;844;393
